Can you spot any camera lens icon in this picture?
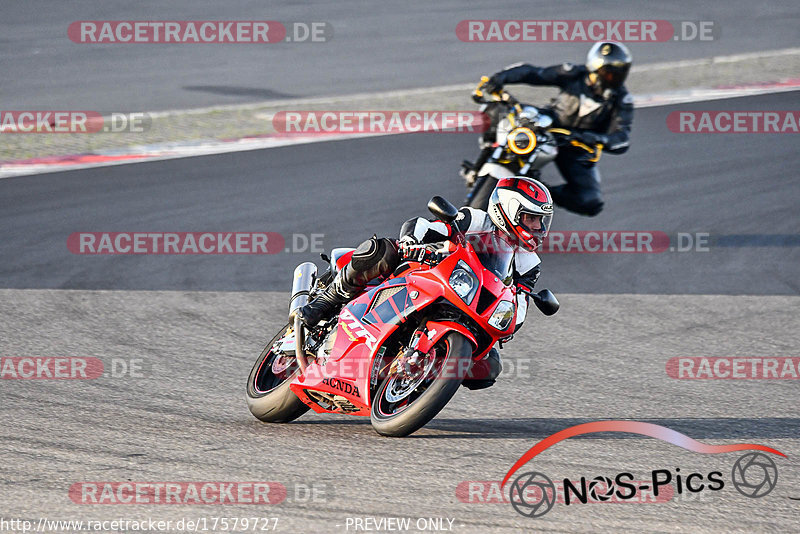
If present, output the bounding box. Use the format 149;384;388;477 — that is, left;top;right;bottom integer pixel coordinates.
509;471;557;518
731;452;778;498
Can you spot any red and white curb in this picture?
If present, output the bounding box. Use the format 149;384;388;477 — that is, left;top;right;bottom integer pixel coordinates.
2;78;798;179
0;132;379;179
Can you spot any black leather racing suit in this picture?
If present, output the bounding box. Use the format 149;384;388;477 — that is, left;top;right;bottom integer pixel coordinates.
489;62;633;216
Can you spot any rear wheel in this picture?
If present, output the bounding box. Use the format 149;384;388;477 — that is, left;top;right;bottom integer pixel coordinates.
370;332;472;437
246;323;310;423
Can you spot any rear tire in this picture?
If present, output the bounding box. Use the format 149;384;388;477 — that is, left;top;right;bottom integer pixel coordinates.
246;323;310;423
370;332;472;437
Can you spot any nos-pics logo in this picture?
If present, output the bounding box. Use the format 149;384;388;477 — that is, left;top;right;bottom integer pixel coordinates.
503;421;785;518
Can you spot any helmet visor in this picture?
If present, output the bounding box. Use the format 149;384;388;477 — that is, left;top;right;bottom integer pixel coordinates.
518;211;550;237
597;64;630;89
515;210;551;249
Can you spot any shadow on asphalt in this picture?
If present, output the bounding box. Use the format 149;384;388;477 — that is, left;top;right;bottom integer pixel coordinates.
412;417;800;440
281;417;800;440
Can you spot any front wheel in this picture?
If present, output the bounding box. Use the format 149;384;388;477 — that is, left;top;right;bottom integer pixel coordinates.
466;175;498;210
246;323;310;423
370;332;472;437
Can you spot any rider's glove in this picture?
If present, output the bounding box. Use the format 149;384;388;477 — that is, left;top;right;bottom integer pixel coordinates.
402;244;438;263
399;237;444;263
514;266;540;293
398;235;419;247
573;130;609;146
474;76;503;102
398;236;420;258
483;76;503;95
460;167;477;187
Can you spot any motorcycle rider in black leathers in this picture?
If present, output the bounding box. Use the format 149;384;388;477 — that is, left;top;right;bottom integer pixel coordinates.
295;177;554;389
476;41;633;216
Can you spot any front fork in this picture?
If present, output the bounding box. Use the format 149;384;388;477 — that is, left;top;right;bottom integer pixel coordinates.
465;174;488;204
389;326;427;377
293;315;309;373
462;144;494;190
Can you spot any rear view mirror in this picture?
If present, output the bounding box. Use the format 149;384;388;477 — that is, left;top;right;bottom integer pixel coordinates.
532;289;559;316
427;196;459;223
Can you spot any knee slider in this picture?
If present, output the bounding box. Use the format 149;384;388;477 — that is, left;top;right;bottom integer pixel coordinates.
349;236;400;282
351;236;383;271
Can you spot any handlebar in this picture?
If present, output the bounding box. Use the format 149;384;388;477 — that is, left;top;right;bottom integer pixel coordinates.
398;226;468;266
398;242;447;266
473;77;603;161
472;76;519;107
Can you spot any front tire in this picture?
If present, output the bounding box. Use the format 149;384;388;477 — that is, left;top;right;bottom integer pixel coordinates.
370;332;472;437
467;175;498;210
246;323;310;423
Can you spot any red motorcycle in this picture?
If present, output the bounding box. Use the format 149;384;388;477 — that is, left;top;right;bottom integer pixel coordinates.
246;197;559;436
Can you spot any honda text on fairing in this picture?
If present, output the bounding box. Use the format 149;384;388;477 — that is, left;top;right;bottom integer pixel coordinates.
246;197;559;437
461;82;604;210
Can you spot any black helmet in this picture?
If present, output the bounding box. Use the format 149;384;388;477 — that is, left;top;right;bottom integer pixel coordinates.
586;41;632;90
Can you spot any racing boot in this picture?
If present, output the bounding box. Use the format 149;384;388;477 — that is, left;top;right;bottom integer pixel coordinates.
296;236;399;328
461;347;502;390
295;266;362;328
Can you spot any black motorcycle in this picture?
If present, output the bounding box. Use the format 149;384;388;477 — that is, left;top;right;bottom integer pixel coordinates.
461;77;603;209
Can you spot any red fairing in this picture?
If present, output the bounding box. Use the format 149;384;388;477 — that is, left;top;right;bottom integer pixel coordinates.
289;239;519;416
336;250;354;271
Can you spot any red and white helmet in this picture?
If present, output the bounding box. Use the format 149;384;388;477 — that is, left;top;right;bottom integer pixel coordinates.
487;177;553;250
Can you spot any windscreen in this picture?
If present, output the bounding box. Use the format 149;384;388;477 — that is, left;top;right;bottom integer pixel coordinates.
466;230;516;284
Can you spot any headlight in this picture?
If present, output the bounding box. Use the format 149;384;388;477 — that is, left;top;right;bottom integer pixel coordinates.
487;300;515;330
448;260;479;304
507;127;536;155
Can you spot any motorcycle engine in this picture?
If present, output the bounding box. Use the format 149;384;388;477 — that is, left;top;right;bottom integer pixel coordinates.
315;328;338;365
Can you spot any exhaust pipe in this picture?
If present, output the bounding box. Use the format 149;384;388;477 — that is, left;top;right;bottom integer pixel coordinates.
288;262;317;318
293;314;307;374
288;262;316;374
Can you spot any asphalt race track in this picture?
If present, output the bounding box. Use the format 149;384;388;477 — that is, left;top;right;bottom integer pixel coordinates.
3;1;800;530
3;0;799;111
1;92;799;294
2;89;799;532
1;291;798;532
